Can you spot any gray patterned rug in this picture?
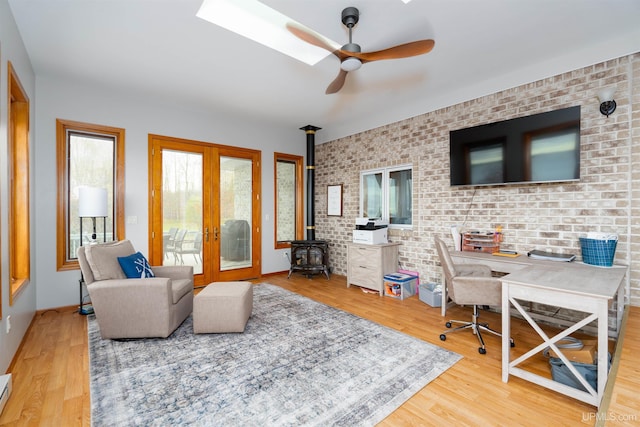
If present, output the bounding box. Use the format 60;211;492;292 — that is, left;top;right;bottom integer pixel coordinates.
88;283;461;426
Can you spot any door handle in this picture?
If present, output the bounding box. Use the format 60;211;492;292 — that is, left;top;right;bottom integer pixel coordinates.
204;227;219;242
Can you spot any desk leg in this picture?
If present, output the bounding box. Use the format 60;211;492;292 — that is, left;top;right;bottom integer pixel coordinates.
597;300;609;405
616;284;624;337
501;281;510;383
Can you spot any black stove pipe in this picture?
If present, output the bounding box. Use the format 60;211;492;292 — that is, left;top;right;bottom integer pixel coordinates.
300;125;321;241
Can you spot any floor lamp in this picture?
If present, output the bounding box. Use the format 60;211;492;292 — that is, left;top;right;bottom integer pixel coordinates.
79;186;108;244
78;186;108;314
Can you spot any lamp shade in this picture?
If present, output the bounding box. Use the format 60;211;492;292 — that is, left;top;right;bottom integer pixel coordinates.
597;88;615;103
78;187;108;217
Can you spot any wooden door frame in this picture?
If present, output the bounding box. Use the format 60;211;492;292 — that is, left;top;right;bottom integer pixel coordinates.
148;134;262;286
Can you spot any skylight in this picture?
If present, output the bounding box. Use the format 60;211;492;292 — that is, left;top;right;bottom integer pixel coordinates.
196;0;340;66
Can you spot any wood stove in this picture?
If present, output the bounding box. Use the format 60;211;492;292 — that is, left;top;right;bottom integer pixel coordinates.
286;125;330;280
288;240;330;280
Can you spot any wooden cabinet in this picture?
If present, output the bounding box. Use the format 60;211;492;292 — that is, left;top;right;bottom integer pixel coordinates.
347;242;400;295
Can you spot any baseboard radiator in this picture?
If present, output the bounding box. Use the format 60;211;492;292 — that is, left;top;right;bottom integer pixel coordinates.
0;374;12;415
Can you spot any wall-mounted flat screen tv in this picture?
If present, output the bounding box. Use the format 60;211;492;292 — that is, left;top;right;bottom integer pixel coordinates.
449;106;580;186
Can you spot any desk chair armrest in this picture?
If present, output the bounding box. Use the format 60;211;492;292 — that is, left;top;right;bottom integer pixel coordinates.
455;263;492;277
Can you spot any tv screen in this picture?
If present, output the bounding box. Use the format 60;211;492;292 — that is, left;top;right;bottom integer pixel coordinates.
449;106;580;186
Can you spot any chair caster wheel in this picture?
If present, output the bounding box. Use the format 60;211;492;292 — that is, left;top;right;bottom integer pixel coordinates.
440;334;447;341
445;322;452;328
479;347;486;354
510;340;515;348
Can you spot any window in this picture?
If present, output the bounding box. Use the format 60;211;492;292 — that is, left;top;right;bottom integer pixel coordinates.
360;165;413;227
8;62;30;303
56;119;125;270
274;153;303;248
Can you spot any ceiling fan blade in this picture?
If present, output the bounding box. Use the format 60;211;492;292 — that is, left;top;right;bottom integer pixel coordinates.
286;23;344;59
326;69;348;94
350;39;435;63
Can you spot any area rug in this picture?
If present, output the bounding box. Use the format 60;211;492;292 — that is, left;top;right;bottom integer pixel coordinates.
88;283;461;426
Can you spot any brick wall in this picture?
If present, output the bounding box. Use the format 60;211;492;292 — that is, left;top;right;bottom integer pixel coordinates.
314;52;640;307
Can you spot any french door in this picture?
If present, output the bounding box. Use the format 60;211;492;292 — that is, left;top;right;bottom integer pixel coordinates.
148;134;261;287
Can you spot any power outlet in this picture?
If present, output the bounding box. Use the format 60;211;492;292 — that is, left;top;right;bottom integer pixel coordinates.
283;252;288;258
5;315;10;334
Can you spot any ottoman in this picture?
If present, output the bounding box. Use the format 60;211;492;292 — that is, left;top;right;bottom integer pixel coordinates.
193;281;253;333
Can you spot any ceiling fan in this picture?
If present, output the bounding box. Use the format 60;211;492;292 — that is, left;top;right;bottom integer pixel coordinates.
288;6;435;94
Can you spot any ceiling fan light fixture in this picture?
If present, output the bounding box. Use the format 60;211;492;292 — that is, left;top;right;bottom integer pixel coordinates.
341;57;362;71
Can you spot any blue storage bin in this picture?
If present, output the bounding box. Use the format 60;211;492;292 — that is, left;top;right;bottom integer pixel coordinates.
579;237;617;267
383;273;417;299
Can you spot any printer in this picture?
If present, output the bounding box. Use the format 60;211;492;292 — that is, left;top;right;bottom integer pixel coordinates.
353;217;388;244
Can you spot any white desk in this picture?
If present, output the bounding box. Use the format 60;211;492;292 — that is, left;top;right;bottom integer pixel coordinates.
501;263;626;407
449;251;625;337
448;251;626;407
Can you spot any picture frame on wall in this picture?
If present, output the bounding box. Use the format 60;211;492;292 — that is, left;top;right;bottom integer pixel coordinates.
327;184;343;217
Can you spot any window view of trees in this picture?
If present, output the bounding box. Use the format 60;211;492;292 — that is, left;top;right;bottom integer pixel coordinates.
162;150;203;233
161;150;203;274
56;119;125;271
68;133;115;255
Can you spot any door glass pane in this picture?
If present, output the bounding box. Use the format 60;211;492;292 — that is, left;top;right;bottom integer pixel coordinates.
162;149;203;275
220;156;252;271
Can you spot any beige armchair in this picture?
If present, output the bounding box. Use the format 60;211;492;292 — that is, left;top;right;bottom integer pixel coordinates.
77;240;193;339
434;237;514;354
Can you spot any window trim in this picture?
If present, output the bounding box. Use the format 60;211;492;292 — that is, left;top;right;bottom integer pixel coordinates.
274;152;304;249
56;119;126;271
360;164;413;229
8;61;30;304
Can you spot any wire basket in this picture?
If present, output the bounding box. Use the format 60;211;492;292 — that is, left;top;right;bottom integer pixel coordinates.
579;237;617;267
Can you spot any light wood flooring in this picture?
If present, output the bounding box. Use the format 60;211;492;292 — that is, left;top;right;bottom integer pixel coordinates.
1;273;638;426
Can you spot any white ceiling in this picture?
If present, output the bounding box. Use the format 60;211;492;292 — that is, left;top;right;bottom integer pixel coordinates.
8;0;640;143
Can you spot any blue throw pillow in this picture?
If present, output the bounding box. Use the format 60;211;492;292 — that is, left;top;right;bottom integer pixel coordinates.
117;252;155;279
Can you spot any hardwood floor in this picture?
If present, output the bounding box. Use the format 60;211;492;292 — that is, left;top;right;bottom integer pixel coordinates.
1;273;637;426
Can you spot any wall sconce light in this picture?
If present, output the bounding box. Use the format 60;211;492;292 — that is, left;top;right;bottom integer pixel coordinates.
597;88;616;117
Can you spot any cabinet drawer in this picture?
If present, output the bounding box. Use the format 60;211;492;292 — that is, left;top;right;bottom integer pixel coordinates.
349;266;380;290
349;246;379;267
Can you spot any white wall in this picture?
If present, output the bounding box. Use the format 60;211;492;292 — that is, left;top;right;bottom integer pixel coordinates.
2;0;310;372
34;76;305;310
0;0;37;374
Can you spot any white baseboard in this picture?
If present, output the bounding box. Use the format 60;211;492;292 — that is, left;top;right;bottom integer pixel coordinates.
0;374;12;415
